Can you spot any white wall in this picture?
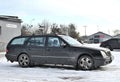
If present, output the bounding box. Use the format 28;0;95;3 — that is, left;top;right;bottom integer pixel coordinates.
0;20;21;51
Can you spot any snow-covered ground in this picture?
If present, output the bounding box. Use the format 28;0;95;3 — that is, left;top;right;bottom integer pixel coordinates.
0;44;120;82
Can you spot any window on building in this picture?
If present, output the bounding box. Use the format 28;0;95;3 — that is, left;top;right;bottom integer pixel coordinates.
94;35;100;38
0;26;1;35
94;39;99;43
89;38;93;40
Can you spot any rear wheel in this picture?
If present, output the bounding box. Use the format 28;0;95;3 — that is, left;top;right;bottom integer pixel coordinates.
18;54;31;67
77;55;94;70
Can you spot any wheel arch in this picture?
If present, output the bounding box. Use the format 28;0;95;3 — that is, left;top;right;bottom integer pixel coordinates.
76;53;94;66
17;52;29;61
17;52;34;67
75;53;95;70
77;53;94;61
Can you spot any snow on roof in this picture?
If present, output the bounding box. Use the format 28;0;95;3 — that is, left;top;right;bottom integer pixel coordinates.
0;15;22;23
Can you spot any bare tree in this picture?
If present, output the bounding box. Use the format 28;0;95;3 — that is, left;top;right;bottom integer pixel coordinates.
21;24;32;35
34;20;50;35
50;23;62;34
68;24;80;40
113;29;120;35
60;24;68;35
41;20;50;34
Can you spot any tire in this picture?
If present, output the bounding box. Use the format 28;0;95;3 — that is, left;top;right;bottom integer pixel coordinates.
77;55;94;70
18;54;31;67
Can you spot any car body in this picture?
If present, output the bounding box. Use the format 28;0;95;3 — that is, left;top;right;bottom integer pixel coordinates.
100;38;120;51
5;35;113;70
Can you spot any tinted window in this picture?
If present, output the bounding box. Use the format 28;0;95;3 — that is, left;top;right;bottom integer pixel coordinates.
118;39;120;43
27;37;45;47
109;39;117;44
48;37;60;47
11;37;28;45
94;35;100;38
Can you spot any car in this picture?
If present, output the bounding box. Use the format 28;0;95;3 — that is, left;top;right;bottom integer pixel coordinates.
100;38;120;51
5;35;113;70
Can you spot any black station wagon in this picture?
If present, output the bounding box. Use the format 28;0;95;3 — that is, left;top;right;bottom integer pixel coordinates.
5;35;113;70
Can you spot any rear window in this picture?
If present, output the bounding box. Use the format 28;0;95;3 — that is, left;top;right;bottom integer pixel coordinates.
10;37;28;45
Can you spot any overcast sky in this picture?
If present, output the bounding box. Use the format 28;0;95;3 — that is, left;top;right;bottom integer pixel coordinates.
0;0;120;36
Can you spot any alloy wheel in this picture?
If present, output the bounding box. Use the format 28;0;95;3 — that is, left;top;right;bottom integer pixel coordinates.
18;54;30;67
78;55;94;70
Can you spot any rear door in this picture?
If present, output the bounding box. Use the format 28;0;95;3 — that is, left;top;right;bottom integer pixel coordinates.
26;36;46;63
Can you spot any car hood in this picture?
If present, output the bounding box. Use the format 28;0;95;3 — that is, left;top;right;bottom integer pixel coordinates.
71;44;110;51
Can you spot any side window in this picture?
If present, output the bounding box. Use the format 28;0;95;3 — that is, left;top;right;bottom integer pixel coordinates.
27;37;45;47
109;39;117;44
11;37;28;45
118;39;120;43
48;37;60;47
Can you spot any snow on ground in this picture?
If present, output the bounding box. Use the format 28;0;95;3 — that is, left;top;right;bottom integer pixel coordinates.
0;44;120;82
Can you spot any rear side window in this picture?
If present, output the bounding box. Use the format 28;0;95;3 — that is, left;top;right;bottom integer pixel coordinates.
118;39;120;43
27;37;45;47
10;37;28;45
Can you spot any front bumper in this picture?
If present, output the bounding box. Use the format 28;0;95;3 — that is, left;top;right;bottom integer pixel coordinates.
104;55;114;65
94;56;113;67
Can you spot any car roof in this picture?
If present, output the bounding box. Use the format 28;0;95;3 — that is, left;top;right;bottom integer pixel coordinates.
110;38;120;40
14;34;67;38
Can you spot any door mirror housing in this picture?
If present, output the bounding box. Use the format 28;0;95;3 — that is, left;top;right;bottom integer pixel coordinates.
61;43;67;48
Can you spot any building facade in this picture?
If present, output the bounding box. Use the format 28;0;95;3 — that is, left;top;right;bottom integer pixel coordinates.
0;15;22;51
87;31;112;43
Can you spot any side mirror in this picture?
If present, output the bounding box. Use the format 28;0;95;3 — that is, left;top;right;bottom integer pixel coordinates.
61;43;67;48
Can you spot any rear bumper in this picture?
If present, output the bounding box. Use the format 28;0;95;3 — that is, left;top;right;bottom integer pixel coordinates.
5;54;18;62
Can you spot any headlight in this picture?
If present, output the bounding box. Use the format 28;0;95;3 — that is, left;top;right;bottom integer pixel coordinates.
100;51;108;58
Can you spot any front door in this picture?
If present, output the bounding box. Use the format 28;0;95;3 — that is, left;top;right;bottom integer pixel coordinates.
45;36;71;64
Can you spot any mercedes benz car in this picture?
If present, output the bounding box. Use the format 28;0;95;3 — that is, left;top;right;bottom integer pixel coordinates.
5;35;113;70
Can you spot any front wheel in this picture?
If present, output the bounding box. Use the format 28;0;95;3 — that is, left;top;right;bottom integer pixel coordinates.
18;54;30;67
77;55;94;70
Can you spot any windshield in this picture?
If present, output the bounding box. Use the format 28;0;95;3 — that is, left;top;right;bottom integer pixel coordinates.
59;35;82;46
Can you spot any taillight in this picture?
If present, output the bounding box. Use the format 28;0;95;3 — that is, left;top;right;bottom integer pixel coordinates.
6;49;8;53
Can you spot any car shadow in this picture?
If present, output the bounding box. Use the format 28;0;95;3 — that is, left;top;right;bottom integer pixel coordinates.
10;64;75;70
10;64;118;71
37;64;75;70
